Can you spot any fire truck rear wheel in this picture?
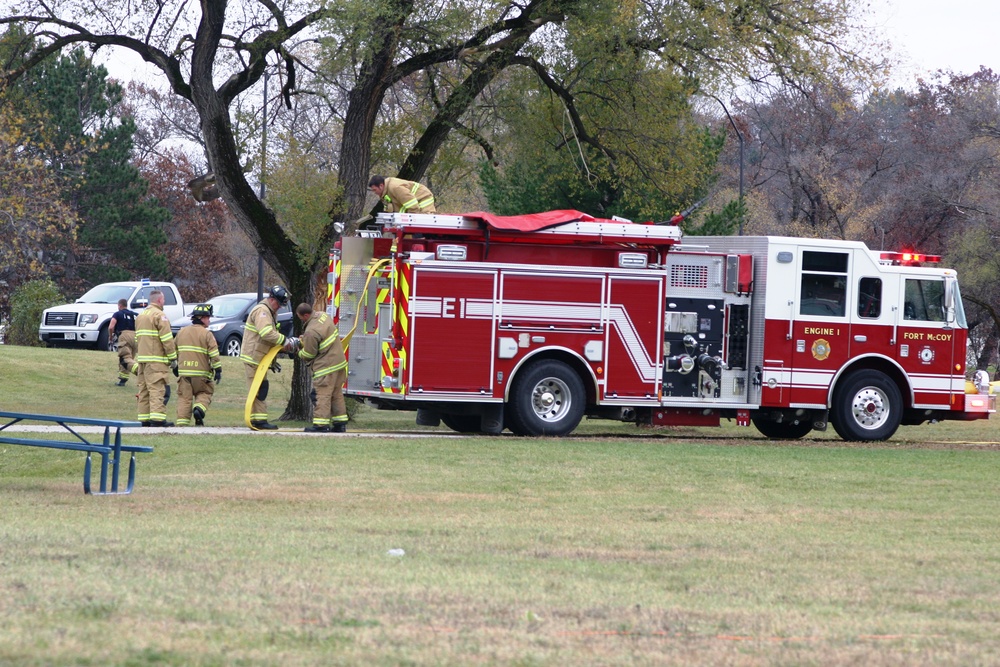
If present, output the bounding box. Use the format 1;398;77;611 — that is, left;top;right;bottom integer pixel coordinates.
750;416;813;440
507;360;585;436
831;370;902;441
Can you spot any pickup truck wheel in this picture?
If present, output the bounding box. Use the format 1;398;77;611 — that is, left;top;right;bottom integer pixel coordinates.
831;370;902;441
96;324;111;351
224;334;242;357
506;359;585;436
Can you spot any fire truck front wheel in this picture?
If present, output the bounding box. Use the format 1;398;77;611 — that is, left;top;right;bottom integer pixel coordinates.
506;360;585;436
831;370;903;441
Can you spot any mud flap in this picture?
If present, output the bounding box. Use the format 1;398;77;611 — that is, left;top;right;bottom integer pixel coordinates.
481;404;504;435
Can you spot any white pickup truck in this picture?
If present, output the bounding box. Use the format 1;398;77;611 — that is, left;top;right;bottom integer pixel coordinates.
39;281;190;350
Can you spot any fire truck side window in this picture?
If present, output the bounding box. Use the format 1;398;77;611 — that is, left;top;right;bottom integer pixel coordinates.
799;251;847;317
904;279;946;322
858;277;882;318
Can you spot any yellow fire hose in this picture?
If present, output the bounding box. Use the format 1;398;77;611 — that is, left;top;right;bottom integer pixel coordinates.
243;344;285;430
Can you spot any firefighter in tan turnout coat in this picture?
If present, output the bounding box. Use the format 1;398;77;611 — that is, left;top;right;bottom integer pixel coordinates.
174;304;223;426
135;289;177;427
295;302;349;433
368;175;436;214
240;285;289;430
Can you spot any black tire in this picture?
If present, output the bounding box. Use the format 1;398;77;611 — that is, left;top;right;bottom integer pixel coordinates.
830;370;902;441
751;415;813;440
96;323;111;351
224;334;242;357
440;413;482;434
506;359;585;436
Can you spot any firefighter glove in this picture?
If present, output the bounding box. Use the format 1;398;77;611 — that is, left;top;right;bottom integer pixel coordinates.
171;361;179;377
271;361;281;373
214;368;222;384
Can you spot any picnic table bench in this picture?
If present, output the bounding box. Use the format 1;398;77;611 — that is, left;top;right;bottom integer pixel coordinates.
0;411;153;495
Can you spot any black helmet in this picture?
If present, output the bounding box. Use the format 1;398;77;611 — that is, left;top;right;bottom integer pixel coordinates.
267;285;289;306
192;303;214;319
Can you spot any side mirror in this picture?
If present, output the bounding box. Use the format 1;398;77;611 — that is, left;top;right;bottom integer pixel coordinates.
943;277;957;325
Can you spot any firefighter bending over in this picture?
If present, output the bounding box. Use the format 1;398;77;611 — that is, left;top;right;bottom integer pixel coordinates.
175;304;223;426
240;285;290;430
368;175;436;214
295;302;349;433
109;298;138;386
135;289;177;427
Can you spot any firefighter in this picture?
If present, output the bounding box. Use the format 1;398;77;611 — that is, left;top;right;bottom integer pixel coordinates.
368;175;436;214
295;302;349;433
108;298;138;386
135;289;177;427
240;285;290;430
174;304;223;426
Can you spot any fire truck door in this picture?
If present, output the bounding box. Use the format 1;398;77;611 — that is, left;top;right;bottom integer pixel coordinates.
789;249;852;406
893;276;959;407
407;267;498;394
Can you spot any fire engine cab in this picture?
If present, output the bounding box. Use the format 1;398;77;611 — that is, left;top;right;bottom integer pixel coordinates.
330;210;994;441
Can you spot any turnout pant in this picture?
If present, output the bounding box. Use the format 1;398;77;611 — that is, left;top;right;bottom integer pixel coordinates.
116;330;137;381
312;368;348;428
177;376;215;425
244;363;269;423
138;362;170;422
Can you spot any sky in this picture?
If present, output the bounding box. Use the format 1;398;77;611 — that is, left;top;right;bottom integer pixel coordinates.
869;0;996;84
94;0;994;89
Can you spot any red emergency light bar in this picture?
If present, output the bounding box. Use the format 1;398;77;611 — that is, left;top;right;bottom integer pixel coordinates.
880;251;942;265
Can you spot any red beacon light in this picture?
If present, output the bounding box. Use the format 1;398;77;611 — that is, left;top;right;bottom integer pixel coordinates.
879;251;942;266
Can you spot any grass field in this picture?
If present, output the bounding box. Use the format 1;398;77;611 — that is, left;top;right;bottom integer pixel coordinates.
1;345;999;666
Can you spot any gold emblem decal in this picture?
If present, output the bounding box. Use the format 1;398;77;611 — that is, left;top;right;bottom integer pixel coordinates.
811;338;831;361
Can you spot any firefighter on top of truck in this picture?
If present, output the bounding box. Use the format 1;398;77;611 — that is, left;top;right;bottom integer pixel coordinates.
368;175;436;214
135;289;177;427
240;285;290;430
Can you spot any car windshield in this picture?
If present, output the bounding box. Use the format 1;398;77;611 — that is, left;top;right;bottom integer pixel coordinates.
77;284;134;304
209;296;254;318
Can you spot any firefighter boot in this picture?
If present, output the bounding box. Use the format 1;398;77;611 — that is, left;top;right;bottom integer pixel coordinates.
304;425;331;433
331;423;347;433
115;379;127;387
149;420;174;427
193;407;205;427
251;421;278;430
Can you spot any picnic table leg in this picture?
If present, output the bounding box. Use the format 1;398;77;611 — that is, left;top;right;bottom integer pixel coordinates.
109;426;122;493
84;454;92;495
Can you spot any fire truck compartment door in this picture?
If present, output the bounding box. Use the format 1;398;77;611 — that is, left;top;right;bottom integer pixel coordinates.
407;268;498;394
893;276;960;408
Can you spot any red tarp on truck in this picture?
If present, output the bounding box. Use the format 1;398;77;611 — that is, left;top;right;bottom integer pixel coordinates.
462;210;600;232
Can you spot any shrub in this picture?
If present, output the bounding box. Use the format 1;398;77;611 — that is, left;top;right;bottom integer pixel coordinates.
8;279;63;346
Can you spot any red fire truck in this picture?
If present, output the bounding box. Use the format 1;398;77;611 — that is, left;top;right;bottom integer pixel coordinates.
330;210;994;440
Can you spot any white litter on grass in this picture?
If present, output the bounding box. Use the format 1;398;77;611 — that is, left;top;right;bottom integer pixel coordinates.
386;548;405;557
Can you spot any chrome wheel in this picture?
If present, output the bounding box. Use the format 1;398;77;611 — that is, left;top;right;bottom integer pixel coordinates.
529;376;573;423
850;386;890;431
